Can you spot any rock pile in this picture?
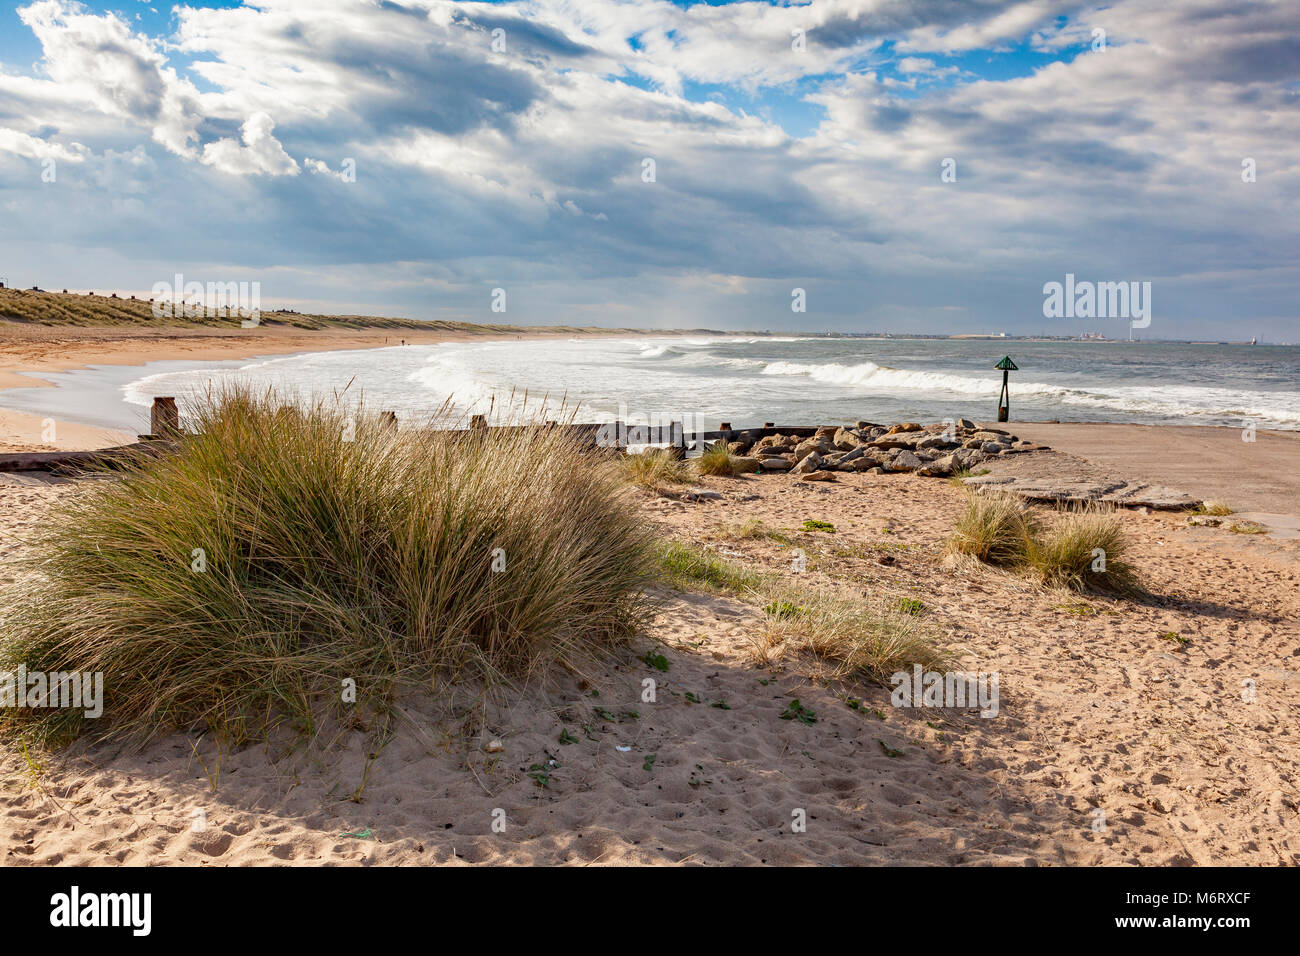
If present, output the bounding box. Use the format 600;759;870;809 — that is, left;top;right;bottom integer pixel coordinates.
723;419;1045;481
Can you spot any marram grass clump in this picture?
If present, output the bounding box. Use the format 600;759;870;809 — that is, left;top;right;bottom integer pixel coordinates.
0;389;659;744
946;492;1036;566
1027;506;1138;594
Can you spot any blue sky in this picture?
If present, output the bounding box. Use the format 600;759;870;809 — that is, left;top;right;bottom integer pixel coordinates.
0;0;1297;340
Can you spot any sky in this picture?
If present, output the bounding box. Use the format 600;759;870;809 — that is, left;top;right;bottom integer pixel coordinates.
0;0;1296;340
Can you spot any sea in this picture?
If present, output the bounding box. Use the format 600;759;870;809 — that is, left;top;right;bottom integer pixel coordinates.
4;336;1298;435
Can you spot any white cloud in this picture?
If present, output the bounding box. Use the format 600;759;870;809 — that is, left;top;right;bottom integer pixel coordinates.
201;111;299;176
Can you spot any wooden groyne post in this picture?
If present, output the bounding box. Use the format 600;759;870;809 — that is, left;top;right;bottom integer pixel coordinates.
150;397;179;439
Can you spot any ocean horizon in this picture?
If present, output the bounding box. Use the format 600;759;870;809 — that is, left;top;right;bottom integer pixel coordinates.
3;334;1297;435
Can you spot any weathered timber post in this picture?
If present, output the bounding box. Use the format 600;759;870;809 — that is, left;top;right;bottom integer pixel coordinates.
151;397;179;439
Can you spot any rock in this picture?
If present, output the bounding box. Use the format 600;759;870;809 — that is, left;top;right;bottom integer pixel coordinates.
888;422;924;434
799;470;835;482
981;441;1010;454
836;446;867;467
869;439;916;451
793;440;819;461
833;427;861;450
886;450;924;472
958;418;976;429
962;474;1198;510
684;487;723;501
1188;515;1223;527
865;466;885;475
970;431;1006;443
815;426;838;439
731;456;762;474
759;457;794;471
792;451;823;474
918;454;956;477
756;447;789;459
856;421;883;430
916;435;951;451
755;435;784;450
727;440;749;455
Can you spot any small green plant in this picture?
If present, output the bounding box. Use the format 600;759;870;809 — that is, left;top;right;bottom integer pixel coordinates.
657;541;764;594
802;519;836;533
558;728;578;745
764;600;804;619
1227;521;1266;535
527;763;553;788
1160;631;1190;646
878;740;903;758
895;597;925;616
1191;500;1233;516
780;699;817;725
1054;601;1098;616
641;650;670;672
642;753;656;772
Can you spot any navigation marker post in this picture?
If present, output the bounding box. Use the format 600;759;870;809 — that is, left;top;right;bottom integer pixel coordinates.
995;356;1017;422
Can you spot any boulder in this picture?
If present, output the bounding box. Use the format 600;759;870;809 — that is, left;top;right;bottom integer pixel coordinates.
918;454;956;477
815;426;838;439
856;421;883;430
958;418;976;429
792;451;823;474
731;456;762;474
885;450;924;472
727;440;749;455
916;435;951;451
833;427;861;450
888;422;924;434
759;456;794;471
981;441;1010;454
799;469;835;482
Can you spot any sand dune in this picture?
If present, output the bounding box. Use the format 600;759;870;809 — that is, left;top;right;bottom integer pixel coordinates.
4;454;1296;866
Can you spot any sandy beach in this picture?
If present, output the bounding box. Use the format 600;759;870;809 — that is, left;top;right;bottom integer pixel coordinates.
2;410;1297;865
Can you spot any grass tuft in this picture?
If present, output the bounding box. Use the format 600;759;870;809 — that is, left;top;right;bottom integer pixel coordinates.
0;387;659;745
621;447;692;494
656;542;765;594
946;492;1035;566
1025;505;1138;594
754;586;951;685
695;441;741;477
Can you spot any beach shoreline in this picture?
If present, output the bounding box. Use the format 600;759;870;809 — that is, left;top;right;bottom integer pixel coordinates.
0;322;679;449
